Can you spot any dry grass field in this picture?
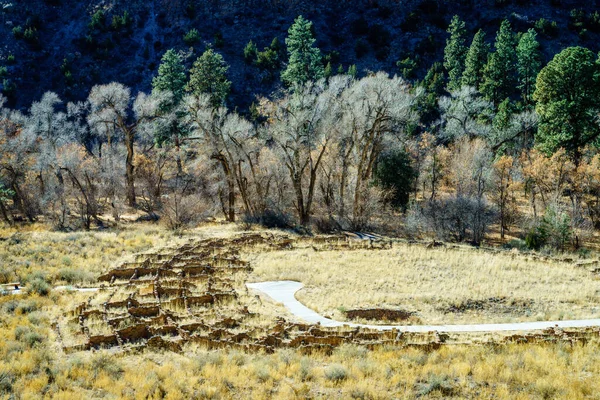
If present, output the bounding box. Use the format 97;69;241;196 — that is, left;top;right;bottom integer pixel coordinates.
248;243;600;324
1;223;600;399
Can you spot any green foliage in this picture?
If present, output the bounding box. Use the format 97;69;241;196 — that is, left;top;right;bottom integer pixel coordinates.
7;54;15;65
244;40;258;64
0;67;7;79
186;48;231;107
526;205;572;251
516;29;541;104
153;49;189;146
397;57;418;79
111;10;131;31
374;149;417;209
534;18;559;37
533;46;600;161
2;79;16;96
443;15;468;91
183;28;201;45
27;278;51;296
281;15;324;87
23;27;38;44
492;98;514;132
462;29;489;89
324;62;332;78
347;64;357;78
152;49;187;103
481;20;517;104
89;9;105;30
12;26;23;39
324;364;348;382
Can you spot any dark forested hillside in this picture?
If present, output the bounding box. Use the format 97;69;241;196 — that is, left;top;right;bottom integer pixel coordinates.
3;0;600;111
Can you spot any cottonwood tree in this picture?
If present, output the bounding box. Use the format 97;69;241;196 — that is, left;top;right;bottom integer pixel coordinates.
339;72;418;227
185;94;266;221
87;83;164;207
521;148;575;216
446;138;494;244
0;101;39;221
438;86;493;141
265;77;347;225
491;155;521;239
489;99;538;153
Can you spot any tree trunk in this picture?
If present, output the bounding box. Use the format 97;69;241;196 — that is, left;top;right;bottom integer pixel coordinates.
125;130;136;207
212;154;235;222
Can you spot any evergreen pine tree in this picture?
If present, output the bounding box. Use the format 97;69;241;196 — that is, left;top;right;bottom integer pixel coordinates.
244;40;258;64
324;62;332;78
443;15;468;91
533;46;600;164
186;48;231;107
152;49;188;149
347;64;357;78
481;20;517;104
152;49;187;103
337;64;344;75
281;15;324;86
462;29;489;89
516;28;541;104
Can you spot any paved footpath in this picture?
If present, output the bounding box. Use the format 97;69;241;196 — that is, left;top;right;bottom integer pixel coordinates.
247;281;600;333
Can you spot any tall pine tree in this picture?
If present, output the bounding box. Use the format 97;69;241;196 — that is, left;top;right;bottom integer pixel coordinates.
443;15;468;91
153;49;187;103
152;49;189;169
186;48;231;107
516;28;541;105
462;29;489;89
281;15;324;87
481;20;517;104
533;46;600;165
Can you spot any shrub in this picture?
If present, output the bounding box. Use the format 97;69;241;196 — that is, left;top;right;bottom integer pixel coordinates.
183;28;201;45
324;364;348;382
57;268;93;285
12;25;23;39
534;18;558;37
89;9;105;30
2;79;16;96
23;27;39;44
396;57;418;80
111;10;131;31
241;209;293;230
408;198;495;245
6;54;15;64
374;149;417;209
0;372;13;394
27;278;51;296
244;40;258;64
0;67;7;79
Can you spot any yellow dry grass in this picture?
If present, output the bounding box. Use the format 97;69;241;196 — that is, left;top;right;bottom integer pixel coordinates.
248;243;600;324
1;223;600;399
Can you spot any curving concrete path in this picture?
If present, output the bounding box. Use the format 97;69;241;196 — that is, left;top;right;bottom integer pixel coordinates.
246;281;600;333
6;286;100;295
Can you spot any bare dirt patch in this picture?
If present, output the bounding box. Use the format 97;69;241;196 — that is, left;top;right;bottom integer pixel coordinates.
345;308;416;322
